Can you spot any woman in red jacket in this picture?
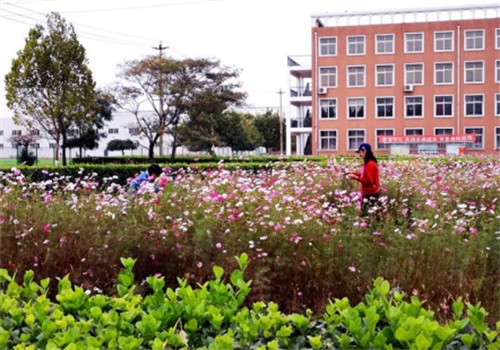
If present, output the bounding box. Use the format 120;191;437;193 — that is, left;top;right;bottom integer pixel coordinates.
346;143;380;216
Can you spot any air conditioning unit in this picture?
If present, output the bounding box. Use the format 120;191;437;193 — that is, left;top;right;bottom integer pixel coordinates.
404;84;413;92
318;87;327;94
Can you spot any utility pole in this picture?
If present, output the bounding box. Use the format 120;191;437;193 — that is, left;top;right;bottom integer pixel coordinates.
153;41;168;156
277;88;285;155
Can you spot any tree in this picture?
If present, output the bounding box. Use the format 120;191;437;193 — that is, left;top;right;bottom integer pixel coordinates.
5;12;97;166
254;110;282;153
106;139;138;155
112;56;245;160
65;90;116;157
9;133;40;166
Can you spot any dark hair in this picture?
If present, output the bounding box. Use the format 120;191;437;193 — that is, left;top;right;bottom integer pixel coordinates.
364;149;378;164
147;164;162;176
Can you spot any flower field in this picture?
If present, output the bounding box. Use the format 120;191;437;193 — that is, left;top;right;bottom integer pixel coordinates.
1;157;499;324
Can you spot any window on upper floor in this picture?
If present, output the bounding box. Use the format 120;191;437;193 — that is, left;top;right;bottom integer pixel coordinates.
320;99;337;119
464;95;483;117
496;60;500;83
405;63;424;85
495;127;500;150
376;129;394;150
0;130;3;136
376;97;394;118
319;67;337;88
405;33;424;53
49;143;56;148
496;93;500;116
405;96;423;118
129;127;141;136
405;128;424;136
465;127;484;149
12;130;22;136
29;129;40;136
319;37;337;56
434;95;453;117
347;36;365;55
347;98;365;119
375;34;394;54
464;61;484;83
108;128;119;134
464;30;484;50
347;66;365;87
0;144;3;149
320;130;337;150
375;65;394;86
434;31;454;52
496;28;500;49
347;130;366;151
435;62;453;84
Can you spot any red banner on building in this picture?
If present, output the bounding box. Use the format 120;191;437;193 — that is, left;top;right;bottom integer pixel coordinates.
378;134;476;144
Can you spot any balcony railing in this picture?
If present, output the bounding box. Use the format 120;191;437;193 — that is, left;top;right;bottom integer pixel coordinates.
290;85;312;98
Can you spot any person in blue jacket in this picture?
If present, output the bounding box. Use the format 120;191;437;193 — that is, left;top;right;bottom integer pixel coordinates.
128;164;163;193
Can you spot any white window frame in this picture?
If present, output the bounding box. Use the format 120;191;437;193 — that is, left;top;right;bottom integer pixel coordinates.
347;65;365;87
319;129;338;150
464;127;484;150
319;99;338;119
495;127;500;150
108;128;119;134
496;28;500;50
375;128;395;150
347;35;365;55
347;129;366;151
375;96;395;119
405;96;424;118
434;62;453;85
347;97;366;119
434;31;454;52
319;66;337;88
404;128;424;136
464;94;484;117
375;64;394;86
495;93;500;117
319;37;337;56
464;29;484;51
375;34;395;54
496;60;500;83
434;95;453;118
464;61;484;84
404;32;424;53
434;127;454;136
405;63;424;85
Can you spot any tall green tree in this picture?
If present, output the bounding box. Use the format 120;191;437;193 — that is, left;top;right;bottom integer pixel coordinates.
5;12;96;165
112;56;245;160
254;110;282;153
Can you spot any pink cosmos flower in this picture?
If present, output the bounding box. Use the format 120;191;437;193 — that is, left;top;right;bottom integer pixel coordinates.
43;224;51;232
215;242;222;249
348;266;357;273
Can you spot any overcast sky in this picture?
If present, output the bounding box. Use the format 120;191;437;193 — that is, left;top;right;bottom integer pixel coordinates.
0;0;494;120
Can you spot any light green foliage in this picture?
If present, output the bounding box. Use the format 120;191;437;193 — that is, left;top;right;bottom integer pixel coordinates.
0;257;498;349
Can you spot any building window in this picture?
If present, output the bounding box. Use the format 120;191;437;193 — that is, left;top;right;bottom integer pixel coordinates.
405;64;423;85
464;127;483;149
376;97;394;118
434;31;453;51
495;127;500;150
319;37;337;56
67;129;78;137
376;65;394;86
375;34;394;54
496;93;500;116
320;99;337;119
347;98;365;119
108;128;119;134
464;30;484;50
464;95;483;116
464;61;484;83
405;96;423;118
347;66;365;87
129;127;141;135
12;130;22;136
29;129;40;136
405;128;424;136
320;130;337;150
496;60;500;83
405;33;424;53
496;28;500;49
435;62;453;84
435;128;453;148
30;143;40;149
0;130;3;136
0;144;3;149
49;143;56;148
348;130;365;151
376;129;394;150
319;67;337;88
434;95;453;117
347;36;365;55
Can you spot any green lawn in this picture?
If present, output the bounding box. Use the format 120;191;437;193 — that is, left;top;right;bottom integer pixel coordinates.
0;158;56;166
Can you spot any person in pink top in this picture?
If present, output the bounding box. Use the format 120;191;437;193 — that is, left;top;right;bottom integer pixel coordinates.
346;143;380;216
